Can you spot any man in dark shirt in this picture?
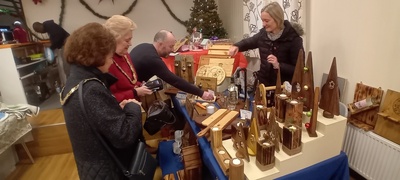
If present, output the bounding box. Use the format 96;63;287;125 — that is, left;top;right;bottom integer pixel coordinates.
33;20;69;50
130;30;214;100
33;20;70;85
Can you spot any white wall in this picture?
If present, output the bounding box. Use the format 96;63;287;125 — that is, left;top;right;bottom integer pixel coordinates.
307;0;400;103
21;0;193;47
218;0;243;43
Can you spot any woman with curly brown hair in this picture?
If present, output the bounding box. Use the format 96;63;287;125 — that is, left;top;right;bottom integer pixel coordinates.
61;22;144;179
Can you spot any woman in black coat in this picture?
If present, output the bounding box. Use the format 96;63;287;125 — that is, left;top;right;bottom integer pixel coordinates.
229;2;304;88
61;22;143;179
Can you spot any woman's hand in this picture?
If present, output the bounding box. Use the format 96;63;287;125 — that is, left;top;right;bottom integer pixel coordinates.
228;46;239;57
135;85;153;96
119;99;142;109
267;54;280;69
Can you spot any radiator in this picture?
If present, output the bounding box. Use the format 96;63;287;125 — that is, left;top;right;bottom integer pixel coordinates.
342;124;400;180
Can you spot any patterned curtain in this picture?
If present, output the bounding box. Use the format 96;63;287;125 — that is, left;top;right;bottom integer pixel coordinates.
242;0;305;58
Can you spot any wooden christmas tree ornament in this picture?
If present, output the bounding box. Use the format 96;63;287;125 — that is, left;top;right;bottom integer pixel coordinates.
233;123;250;162
301;51;315;111
291;49;305;100
319;58;340;118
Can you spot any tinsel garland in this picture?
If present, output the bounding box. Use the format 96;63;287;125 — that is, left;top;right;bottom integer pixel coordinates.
79;0;138;20
58;0;66;27
160;0;187;27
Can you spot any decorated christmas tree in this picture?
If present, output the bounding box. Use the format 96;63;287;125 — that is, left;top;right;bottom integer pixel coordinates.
186;0;228;39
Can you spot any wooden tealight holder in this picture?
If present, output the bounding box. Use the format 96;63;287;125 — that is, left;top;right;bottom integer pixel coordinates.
256;139;275;171
232;123;250;162
275;94;288;123
174;55;194;83
282;124;302;156
182;145;202;180
284;99;304;127
211;127;232;175
229;158;245;180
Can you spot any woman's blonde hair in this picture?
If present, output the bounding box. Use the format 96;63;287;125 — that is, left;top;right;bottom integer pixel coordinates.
103;15;137;40
261;2;285;29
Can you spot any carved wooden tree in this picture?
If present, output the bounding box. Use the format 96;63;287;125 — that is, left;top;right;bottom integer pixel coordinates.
319;58;340;118
301;52;315;111
291;49;305;100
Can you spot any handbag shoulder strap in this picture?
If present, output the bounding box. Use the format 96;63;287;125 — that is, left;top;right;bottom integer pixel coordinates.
77;79;131;177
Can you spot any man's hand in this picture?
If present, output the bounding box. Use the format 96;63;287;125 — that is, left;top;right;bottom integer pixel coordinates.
201;91;214;100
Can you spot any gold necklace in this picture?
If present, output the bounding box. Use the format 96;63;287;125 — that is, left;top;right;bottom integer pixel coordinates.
112;55;137;85
60;78;106;105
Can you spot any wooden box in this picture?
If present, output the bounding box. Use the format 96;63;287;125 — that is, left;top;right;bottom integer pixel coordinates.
374;89;400;145
199;55;235;77
207;44;231;56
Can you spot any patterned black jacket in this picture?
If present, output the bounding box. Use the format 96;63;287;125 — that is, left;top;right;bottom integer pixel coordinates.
235;20;304;86
61;65;142;180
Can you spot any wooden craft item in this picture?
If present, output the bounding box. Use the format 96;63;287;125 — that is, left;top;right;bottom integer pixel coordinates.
319;58;340;118
198;54;231;71
208;44;231;56
196;65;226;85
231;121;249;142
211;127;223;149
259;84;267;106
208;58;235;77
275;94;288;123
256;139;275;171
348;82;384;131
265;107;281;152
275;68;283;95
174;55;194;84
197;109;238;137
301;51;315;111
185;96;195;119
284;99;304;127
254;81;262;105
195;76;217;92
257;105;269;130
164;170;185;180
173;38;188;52
374;89;400;144
233;123;250;161
291;49;305;100
307;87;319;137
182;145;202;180
246;101;259;156
282;124;302;156
229;158;245;180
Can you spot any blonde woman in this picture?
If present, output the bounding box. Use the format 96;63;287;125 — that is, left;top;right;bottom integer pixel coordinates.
104;15;152;102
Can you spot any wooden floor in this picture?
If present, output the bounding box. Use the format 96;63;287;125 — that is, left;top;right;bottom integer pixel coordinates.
7;108;163;180
6;153;79;180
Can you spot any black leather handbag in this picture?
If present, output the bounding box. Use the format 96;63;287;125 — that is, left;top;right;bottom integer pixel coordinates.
144;100;176;135
78;79;157;180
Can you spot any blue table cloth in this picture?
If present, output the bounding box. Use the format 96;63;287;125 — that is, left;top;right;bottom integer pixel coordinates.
162;96;349;180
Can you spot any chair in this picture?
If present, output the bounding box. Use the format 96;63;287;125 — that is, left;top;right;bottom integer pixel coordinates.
339;102;348;117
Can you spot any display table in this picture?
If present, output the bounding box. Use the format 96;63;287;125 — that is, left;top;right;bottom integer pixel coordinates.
161;96;349;180
223;108;348;179
162;50;248;75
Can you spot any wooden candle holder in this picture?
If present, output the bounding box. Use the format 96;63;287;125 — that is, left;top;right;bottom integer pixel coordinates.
211;127;222;149
228;158;245;180
256;139;275;171
275;94;288;123
284;99;304;127
282;124;302;156
233;123;250;162
174;55;194;83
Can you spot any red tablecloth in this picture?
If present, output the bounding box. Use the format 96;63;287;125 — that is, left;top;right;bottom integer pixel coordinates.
162;50;248;75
